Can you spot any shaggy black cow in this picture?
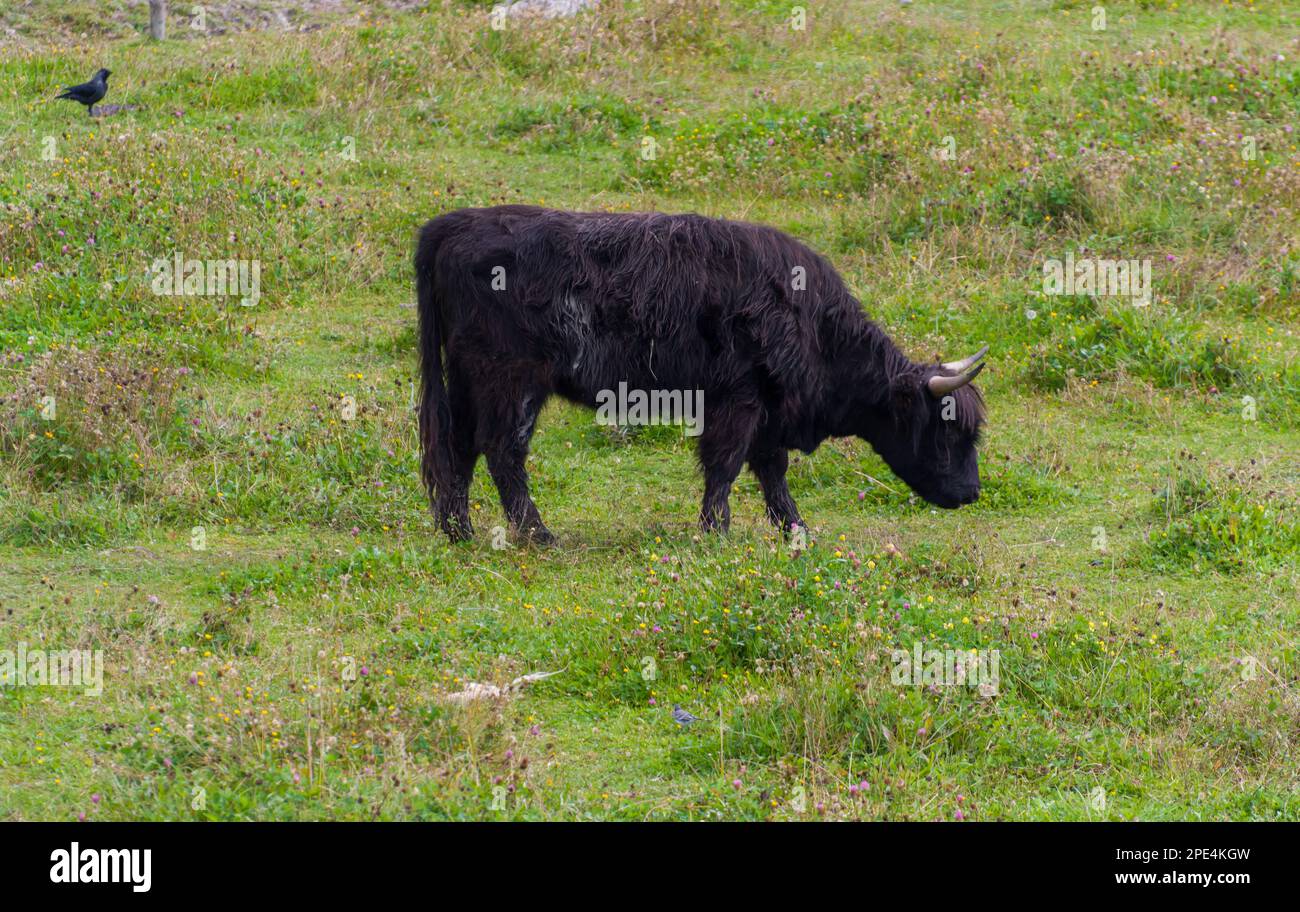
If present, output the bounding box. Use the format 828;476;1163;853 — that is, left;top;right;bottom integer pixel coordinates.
416;206;987;543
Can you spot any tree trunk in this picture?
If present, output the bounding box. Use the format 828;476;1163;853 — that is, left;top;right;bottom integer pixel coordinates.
149;0;166;40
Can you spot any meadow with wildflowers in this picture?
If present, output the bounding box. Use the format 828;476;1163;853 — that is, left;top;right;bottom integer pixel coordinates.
0;0;1297;820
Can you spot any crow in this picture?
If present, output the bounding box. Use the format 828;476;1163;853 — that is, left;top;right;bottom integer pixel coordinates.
55;69;111;116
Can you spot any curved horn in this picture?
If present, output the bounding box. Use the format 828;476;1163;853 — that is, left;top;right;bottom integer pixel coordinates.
941;345;989;375
928;361;985;397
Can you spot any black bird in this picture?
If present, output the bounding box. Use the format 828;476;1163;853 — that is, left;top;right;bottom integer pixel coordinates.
55;68;111;116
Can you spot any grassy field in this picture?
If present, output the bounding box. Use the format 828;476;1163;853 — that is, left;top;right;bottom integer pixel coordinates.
1;0;1297;821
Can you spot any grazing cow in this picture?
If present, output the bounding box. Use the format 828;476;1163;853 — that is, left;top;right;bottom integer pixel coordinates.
415;206;986;543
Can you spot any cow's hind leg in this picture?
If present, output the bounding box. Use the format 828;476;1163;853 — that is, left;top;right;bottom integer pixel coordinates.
697;403;759;533
748;444;804;536
480;383;554;545
435;365;478;542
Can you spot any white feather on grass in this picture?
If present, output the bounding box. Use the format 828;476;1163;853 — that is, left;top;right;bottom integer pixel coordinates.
443;670;562;705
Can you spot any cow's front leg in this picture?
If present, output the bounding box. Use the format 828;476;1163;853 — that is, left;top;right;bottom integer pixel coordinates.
697;404;759;533
748;445;804;536
700;463;740;532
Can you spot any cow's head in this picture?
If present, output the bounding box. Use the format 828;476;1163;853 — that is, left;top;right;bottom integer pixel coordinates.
864;346;987;509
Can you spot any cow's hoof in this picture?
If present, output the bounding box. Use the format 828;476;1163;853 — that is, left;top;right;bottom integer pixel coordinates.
441;519;474;543
780;520;806;540
519;525;556;547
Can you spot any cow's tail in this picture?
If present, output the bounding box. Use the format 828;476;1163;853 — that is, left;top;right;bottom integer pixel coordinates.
415;220;454;517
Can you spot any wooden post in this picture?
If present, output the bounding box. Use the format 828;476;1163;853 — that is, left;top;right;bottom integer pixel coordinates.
149;0;166;40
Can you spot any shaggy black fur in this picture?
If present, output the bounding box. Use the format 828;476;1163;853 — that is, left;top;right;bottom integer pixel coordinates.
415;206;986;543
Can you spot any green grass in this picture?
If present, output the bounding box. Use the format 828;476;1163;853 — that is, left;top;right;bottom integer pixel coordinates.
1;0;1298;821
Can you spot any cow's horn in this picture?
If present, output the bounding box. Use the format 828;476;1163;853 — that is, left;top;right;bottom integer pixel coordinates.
941;345;988;374
928;361;985;397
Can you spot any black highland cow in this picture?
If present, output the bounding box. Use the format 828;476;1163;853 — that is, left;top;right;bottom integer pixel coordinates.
416;206;987;543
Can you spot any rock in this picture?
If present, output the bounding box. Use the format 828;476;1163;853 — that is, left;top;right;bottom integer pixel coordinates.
90;104;142;118
503;0;597;19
